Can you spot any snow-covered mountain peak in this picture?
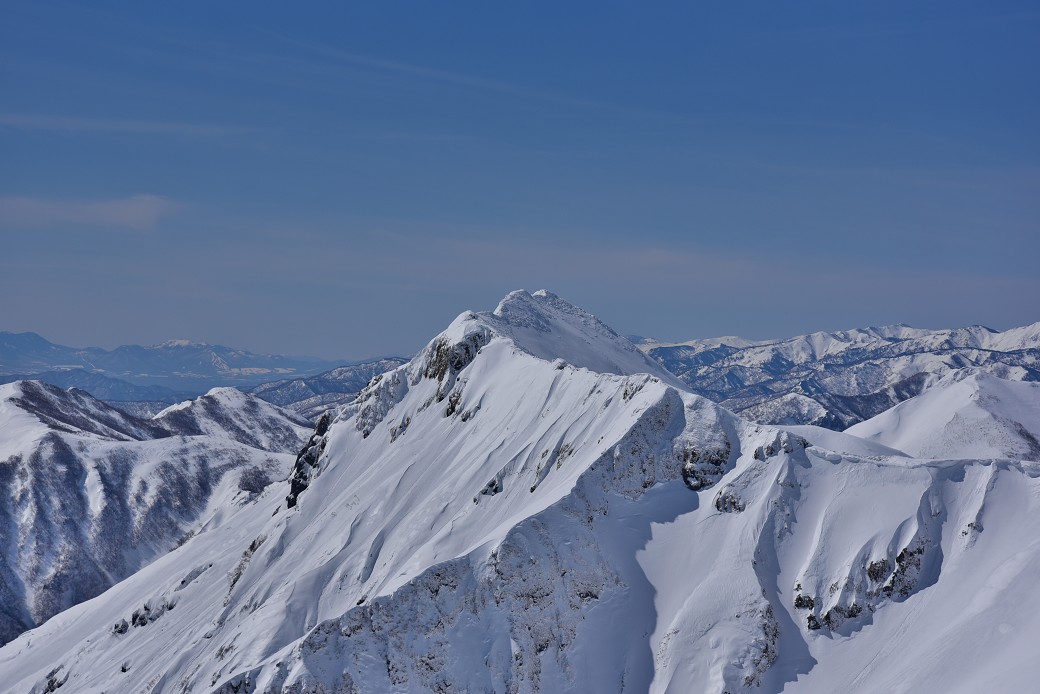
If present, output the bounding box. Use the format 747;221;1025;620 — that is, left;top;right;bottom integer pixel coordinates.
156;338;209;349
435;289;684;388
153;387;312;454
156;385;267;413
985;320;1040;351
2;288;759;690
329;290;689;450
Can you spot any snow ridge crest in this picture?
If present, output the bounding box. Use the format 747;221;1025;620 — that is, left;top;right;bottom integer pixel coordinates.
466;289;683;387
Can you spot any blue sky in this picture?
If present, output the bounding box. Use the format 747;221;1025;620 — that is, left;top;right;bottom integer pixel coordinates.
2;1;1037;359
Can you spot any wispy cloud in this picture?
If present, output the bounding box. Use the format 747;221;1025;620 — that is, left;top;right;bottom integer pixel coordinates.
265;32;680;121
0;114;247;137
0;194;177;230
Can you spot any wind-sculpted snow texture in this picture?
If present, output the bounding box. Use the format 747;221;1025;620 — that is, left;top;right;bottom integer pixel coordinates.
3;292;1040;693
644;322;1040;429
0;382;309;645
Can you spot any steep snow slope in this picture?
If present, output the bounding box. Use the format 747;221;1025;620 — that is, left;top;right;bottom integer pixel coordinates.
645;322;1040;429
3;294;1040;693
846;370;1040;460
0;382;307;645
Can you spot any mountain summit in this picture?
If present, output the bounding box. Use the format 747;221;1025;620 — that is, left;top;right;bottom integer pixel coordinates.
446;289;684;387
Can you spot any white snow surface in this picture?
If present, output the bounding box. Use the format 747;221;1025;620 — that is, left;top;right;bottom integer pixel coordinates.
846;369;1040;460
2;295;1040;693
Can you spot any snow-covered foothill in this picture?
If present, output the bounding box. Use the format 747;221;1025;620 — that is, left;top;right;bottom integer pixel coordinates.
846;369;1040;460
0;381;309;645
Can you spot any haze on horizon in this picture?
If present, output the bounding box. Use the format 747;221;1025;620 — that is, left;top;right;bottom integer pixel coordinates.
2;2;1037;360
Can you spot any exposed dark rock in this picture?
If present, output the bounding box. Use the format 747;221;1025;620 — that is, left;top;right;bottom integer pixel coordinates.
679;441;732;491
423;331;490;384
714;488;746;513
867;558;892;583
285;411;332;509
883;541;928;598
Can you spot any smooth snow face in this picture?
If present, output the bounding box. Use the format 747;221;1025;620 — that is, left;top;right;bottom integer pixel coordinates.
644;321;1040;429
0;381;307;646
780;424;909;458
846;370;1040;460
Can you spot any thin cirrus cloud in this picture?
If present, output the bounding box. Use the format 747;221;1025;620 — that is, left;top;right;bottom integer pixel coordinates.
0;194;177;231
266;32;666;119
0;113;247;137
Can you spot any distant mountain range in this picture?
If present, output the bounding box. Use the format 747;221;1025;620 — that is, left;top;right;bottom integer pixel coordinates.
639;322;1040;429
0;332;410;419
0;331;347;392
